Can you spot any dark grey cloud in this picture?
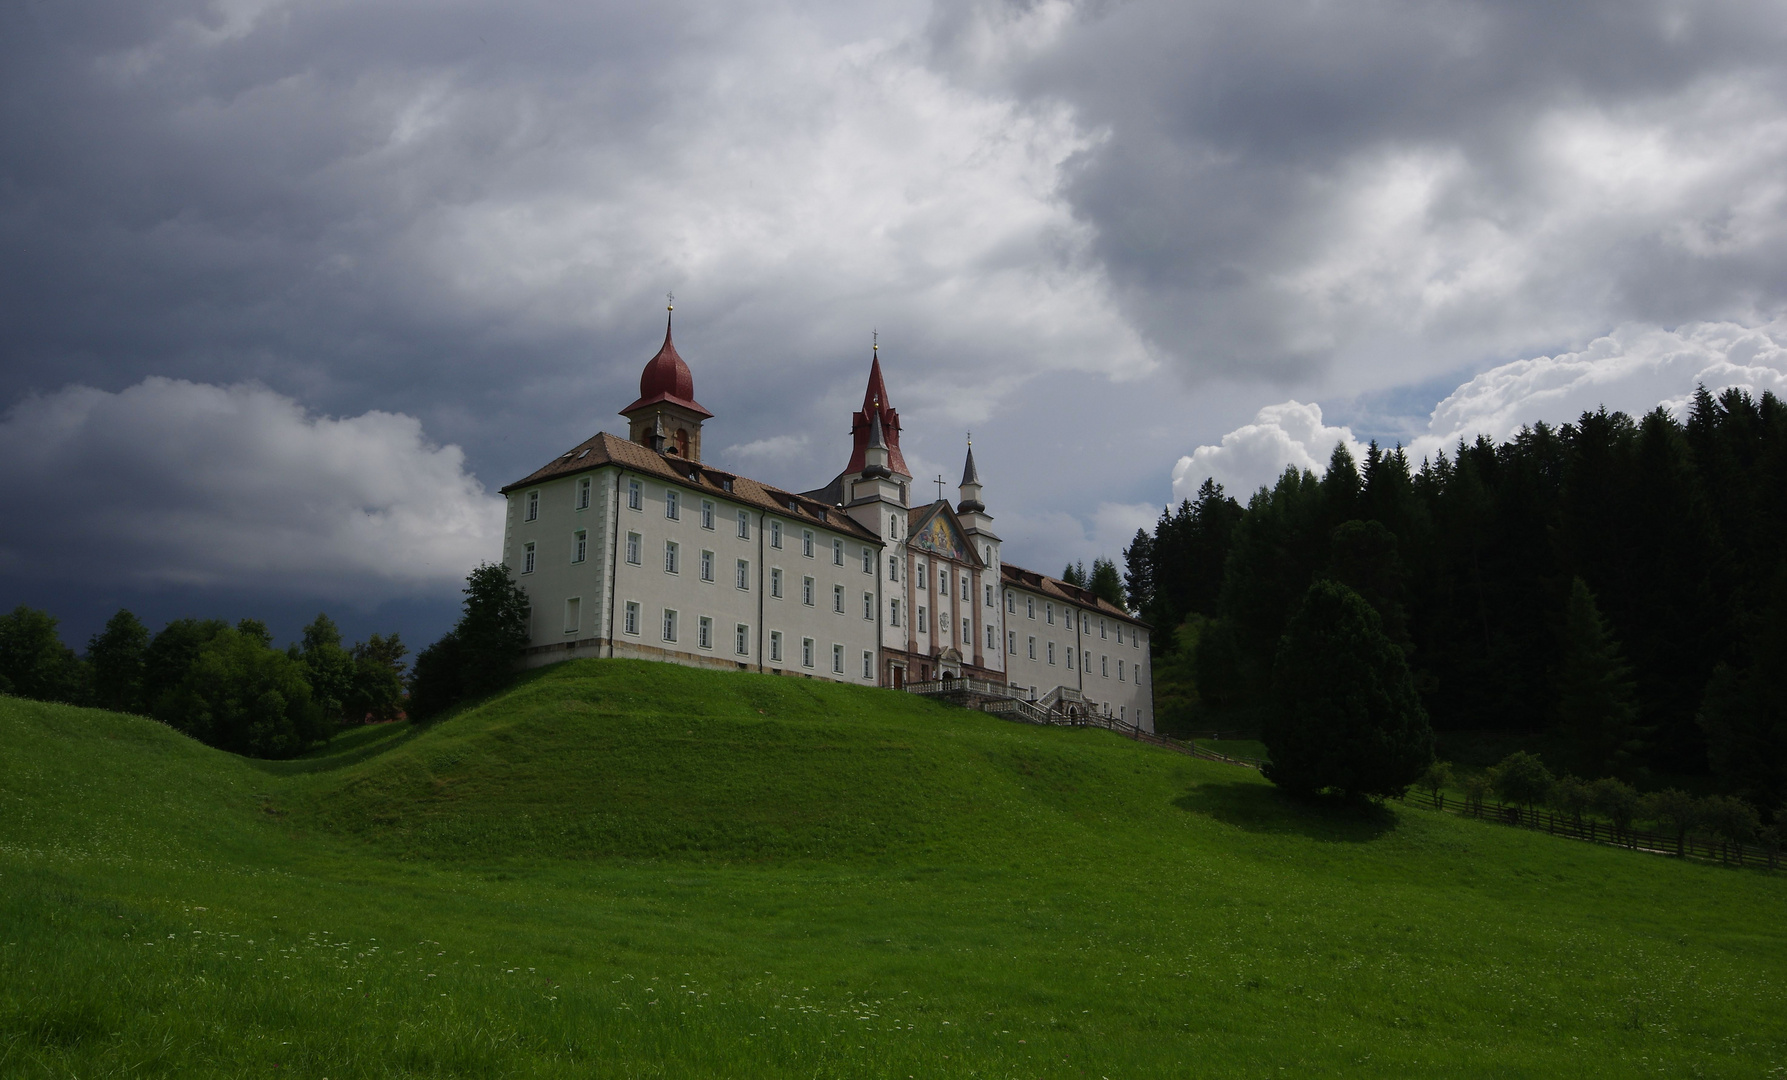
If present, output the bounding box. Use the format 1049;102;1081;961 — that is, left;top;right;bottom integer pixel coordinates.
5;0;1787;647
928;0;1787;385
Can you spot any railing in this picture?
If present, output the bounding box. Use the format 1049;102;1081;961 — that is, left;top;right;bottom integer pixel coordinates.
1401;789;1781;868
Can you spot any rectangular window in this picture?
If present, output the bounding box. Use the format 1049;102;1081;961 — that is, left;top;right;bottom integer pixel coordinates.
736;623;750;655
1008;630;1016;654
917;562;927;589
623;601;639;635
962;616;971;645
1117;626;1123;645
802;576;815;606
1120;705;1127;723
1048;641;1055;665
770;520;783;548
565;597;581;635
863;593;874;620
1084;651;1091;673
525;490;539;521
888;556;899;581
627;478;642;511
961;574;970;598
664;540;680;574
701;500;715;529
625;532;641;565
832;643;844;674
737;509;750;538
986;625;996;650
523;542;536;574
665;490;681;520
986;584;994;606
1007;592;1015;614
802;529;815;557
736;559;750;590
1067;647;1074;669
1118;658;1126;681
1102;655;1109;677
1100;620;1107;639
801;637;815;668
890;599;901;627
918;606;928;633
833;584;844;613
939;571;948;597
573;529;587;564
862;651;873;679
698;616;713;650
577;477;591;510
1028;636;1036;660
662;609;678;642
1046;603;1054;625
770;630;783;663
862;548;874;574
771;568;783;598
700;549;714;582
832;538;844;565
1027;597;1035;619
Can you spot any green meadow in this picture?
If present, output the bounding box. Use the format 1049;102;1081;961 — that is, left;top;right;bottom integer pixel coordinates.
3;658;1783;1077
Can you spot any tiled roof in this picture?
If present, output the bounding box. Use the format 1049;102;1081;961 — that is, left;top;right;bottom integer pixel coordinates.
1000;561;1148;628
500;431;880;542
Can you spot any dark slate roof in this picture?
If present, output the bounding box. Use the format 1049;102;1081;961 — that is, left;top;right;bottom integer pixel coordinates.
999;561;1149;628
501;431;880;542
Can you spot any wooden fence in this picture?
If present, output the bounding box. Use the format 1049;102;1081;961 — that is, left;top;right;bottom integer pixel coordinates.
1399;788;1781;869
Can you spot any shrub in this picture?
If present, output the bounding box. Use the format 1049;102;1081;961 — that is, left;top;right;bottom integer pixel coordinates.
1641;788;1702;857
1588;777;1640;845
1489;751;1554;817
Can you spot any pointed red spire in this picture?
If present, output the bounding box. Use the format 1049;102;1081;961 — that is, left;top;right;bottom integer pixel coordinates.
847;347;907;476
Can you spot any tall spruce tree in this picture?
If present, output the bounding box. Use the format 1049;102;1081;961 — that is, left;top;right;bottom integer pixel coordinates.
1261;580;1434;800
1555;577;1644;778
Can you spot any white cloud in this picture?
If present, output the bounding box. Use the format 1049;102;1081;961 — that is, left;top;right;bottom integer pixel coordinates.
1171;401;1366;502
0;378;503;597
1410;320;1787;460
1173;319;1787;499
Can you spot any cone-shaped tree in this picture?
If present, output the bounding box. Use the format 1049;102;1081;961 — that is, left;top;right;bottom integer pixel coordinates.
1262;580;1435;799
1555;577;1644;777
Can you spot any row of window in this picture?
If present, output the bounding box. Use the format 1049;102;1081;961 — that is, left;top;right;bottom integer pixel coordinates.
522;478;878;568
1006;631;1138;682
613;601;872;676
1003;591;1142;646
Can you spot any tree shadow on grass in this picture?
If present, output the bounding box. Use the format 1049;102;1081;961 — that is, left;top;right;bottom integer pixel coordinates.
1173;779;1398;843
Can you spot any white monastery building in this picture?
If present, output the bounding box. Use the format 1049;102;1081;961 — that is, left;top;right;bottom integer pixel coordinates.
499;312;1154;730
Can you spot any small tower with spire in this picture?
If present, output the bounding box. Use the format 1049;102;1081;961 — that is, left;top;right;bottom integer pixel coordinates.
620;298;713;461
955;433;1001;565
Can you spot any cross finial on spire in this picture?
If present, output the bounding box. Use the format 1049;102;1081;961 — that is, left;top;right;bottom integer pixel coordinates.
967;430;972;446
935;474;946;500
666;291;674;312
872;328;878;352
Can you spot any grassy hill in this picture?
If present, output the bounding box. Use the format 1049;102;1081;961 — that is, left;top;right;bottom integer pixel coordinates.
3;659;1784;1077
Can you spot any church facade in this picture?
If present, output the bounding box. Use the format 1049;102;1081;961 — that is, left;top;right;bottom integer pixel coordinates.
498;315;1155;730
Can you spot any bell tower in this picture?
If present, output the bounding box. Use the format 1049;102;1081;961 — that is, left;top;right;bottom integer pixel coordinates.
620;301;713;461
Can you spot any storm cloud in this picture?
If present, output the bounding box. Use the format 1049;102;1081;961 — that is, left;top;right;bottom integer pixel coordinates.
3;0;1786;644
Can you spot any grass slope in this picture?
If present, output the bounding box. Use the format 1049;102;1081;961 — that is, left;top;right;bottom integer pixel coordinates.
2;658;1784;1078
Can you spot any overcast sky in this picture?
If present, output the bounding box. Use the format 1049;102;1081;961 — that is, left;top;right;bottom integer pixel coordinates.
5;0;1787;652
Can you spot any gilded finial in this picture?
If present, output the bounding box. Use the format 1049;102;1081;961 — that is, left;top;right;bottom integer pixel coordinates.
666;291;674;312
872;328;878;352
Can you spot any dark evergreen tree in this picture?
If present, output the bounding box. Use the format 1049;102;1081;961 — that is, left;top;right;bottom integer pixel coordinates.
1555;577;1644;778
1088;557;1125;608
1323;519;1410;650
1260;581;1434;799
346;633;408;723
1121;529;1153;616
1698;572;1787;812
1320;442;1362;529
87;609;150;713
